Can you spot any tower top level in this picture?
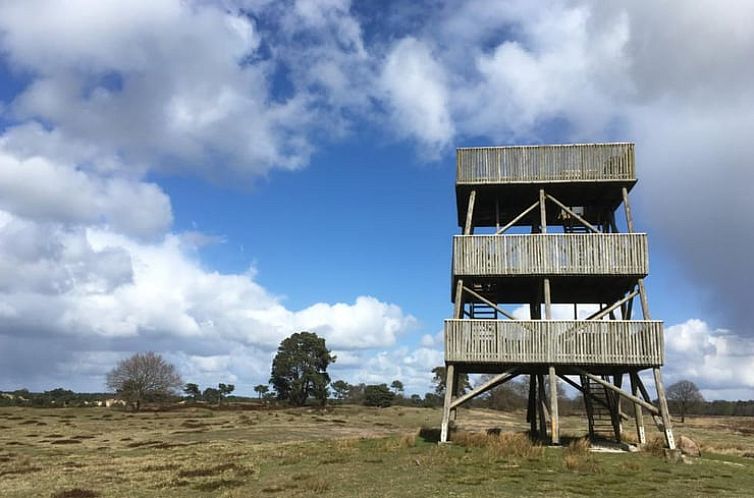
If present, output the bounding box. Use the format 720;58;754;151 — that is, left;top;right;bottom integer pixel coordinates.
455;143;637;228
456;142;635;185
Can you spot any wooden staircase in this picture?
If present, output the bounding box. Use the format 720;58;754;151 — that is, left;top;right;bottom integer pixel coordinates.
582;375;621;442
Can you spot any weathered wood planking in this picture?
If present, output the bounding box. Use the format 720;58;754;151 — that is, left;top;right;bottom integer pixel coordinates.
456;143;635;183
453;233;648;276
444;319;664;366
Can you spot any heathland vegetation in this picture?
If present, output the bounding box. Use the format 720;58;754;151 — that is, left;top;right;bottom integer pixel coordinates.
2;404;754;497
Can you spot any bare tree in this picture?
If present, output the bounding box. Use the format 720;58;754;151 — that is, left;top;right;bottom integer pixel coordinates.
667;380;705;423
106;352;183;411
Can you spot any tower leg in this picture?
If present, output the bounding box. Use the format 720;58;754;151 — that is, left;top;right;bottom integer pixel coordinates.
549;366;559;444
527;374;538;436
613;374;623;442
582;375;596;440
536;373;549;440
450;368;460;421
440;364;456;443
629;372;646;445
653;367;676;449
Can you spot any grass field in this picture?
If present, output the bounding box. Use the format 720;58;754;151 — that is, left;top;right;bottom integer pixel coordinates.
2;405;754;497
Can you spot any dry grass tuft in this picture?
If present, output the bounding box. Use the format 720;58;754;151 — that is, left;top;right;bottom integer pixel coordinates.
564;437;591;455
307;478;330;494
237;414;257;425
177;462;245;478
621;431;639;445
452;431;489;448
644;436;667;457
140;463;180;473
452;431;544;461
563;438;599;473
488;432;545;460
413;446;451;468
194;478;243;492
399;433;417;448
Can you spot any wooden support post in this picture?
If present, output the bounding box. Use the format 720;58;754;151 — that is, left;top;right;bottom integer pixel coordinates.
537;373;549;440
637;279;651;320
613;374;623;442
495;198;500;232
453;279;464;319
542;263;557;444
440;364;455;443
539;189;547;233
528;375;538;436
653;367;676;449
530;302;541;320
450;368;460;421
581;375;596;440
610;211;619;233
543;279;552;322
622;187;634;233
629;372;646;444
549;366;559;444
464;190;476;235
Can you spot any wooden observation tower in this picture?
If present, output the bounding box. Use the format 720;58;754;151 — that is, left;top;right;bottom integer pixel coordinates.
440;143;675;449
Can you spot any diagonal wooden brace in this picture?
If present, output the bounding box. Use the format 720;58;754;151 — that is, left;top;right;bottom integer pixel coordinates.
449;368;519;410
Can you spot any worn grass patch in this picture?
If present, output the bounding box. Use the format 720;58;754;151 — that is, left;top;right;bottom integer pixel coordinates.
51;489;100;498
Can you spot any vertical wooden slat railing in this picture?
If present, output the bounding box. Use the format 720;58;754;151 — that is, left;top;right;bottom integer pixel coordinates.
453;234;648;276
444;320;664;366
456;143;635;183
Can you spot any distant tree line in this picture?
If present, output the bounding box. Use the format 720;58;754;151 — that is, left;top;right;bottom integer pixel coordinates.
182;382;236;406
5;338;753;420
0;388;111;407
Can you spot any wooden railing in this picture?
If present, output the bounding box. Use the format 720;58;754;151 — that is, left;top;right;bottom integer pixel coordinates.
453;234;648;276
456;143;635;183
444;320;664;366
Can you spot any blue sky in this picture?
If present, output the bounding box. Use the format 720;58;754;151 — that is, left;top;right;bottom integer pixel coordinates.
0;0;752;399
